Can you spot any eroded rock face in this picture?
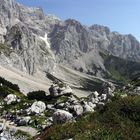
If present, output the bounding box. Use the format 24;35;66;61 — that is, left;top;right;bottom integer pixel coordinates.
3;23;55;74
0;0;140;80
53;110;73;124
0;0;56;75
49;19;140;76
0;0;17;39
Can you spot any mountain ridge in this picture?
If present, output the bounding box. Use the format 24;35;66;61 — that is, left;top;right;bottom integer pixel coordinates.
0;0;140;93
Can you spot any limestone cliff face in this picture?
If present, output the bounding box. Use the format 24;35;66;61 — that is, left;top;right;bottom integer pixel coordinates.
4;23;55;74
50;20;140;77
0;0;56;75
0;0;140;79
0;0;17;42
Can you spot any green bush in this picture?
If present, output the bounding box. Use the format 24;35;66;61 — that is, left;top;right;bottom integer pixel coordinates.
14;130;33;140
0;86;9;98
27;90;47;100
0;77;20;92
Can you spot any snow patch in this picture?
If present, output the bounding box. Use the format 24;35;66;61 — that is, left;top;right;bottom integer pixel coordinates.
39;33;51;48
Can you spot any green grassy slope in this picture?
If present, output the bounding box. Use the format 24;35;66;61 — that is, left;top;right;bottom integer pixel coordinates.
39;95;140;140
100;52;140;84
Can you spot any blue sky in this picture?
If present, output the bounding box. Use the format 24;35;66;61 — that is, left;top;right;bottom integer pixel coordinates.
16;0;140;41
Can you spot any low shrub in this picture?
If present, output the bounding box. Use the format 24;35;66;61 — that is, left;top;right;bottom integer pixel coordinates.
39;95;140;140
27;90;47;100
0;77;20;92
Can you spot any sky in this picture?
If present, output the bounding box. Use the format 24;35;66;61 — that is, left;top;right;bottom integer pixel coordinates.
16;0;140;41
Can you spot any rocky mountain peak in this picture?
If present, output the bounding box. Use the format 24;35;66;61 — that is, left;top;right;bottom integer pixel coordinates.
90;24;110;35
64;19;85;32
16;3;45;21
65;19;82;26
1;0;16;8
0;0;17;42
0;0;140;91
46;14;60;21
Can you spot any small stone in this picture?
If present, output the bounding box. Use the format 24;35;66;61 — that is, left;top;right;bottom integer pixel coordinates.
88;102;96;109
100;94;107;101
73;105;83;116
83;103;94;113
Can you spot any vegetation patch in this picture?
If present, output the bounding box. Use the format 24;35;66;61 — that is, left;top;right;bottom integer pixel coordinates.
14;130;33;140
0;77;20;92
0;43;13;56
100;52;140;84
39;95;140;140
27;90;47;101
80;78;102;91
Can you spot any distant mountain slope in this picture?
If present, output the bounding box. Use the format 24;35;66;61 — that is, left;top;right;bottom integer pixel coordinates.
101;52;140;83
0;0;140;93
50;19;140;78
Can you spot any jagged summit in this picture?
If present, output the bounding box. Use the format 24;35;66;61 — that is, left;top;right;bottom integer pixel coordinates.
90;24;111;37
46;14;61;20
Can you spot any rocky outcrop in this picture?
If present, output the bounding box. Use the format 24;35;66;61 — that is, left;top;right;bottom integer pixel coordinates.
73;104;83;116
1;79;134;140
48;83;116;123
101;82;116;98
49;83;72;97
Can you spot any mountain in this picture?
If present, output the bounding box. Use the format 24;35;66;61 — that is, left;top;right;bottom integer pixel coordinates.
0;1;140;139
0;0;140;93
50;20;140;78
0;0;56;75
